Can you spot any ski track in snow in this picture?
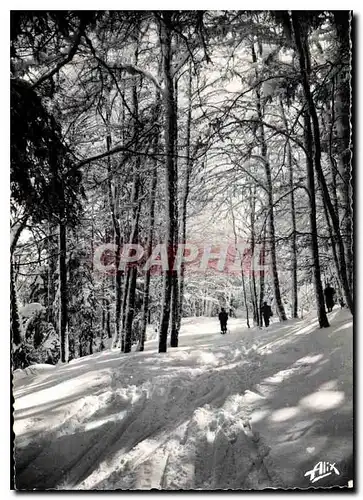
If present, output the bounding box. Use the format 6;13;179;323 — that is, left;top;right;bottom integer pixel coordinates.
13;312;353;490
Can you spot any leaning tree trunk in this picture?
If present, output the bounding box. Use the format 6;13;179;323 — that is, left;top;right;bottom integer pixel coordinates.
159;12;177;353
291;12;353;315
280;98;298;318
303;110;330;328
123;39;142;354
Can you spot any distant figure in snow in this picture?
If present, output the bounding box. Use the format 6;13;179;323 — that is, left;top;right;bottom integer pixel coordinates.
324;283;336;312
261;302;273;328
339;297;345;309
219;308;228;334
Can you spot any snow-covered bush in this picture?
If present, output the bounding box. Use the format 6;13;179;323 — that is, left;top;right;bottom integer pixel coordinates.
13;304;60;369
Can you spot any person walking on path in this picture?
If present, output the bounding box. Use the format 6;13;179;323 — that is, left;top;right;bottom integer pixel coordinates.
261;301;273;328
324;283;336;312
218;308;228;334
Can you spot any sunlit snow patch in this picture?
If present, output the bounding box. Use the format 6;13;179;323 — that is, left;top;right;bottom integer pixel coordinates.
299;390;345;411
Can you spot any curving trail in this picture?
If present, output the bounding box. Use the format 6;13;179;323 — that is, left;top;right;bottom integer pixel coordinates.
13;312;353;490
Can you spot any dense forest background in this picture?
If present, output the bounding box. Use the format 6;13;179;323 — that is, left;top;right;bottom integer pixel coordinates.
10;10;353;368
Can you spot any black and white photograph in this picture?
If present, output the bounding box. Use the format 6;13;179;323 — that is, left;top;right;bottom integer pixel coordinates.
10;9;354;491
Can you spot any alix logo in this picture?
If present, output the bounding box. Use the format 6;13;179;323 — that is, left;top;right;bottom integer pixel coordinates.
304;461;340;483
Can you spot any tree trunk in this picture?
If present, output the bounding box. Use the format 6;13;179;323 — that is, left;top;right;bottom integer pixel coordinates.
252;43;287;322
176;62;193;337
11;257;22;346
328;77;340;222
59;216;69;362
120;266;131;352
139;117;159;352
333;11;353;289
105;120;123;349
249;185;259;326
139;176;157;351
10;215;28;347
106;299;111;338
170;76;179;348
259;119;287;322
159;12;177;353
10;215;29;256
321;187;343;293
124;177;141;353
303;109;330;328
291;12;353;314
123;39;142;354
230;193;250;329
102;295;105;333
258;224;267;326
280;98;298;318
47;225;57;324
124;266;138;353
241;266;250;328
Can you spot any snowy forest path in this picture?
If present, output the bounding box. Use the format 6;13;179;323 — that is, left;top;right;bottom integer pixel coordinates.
13;312;353;490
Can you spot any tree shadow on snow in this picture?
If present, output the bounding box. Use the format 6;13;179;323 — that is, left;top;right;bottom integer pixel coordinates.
13;311;353;490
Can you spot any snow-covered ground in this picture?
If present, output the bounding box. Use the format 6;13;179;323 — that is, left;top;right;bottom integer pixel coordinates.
13;310;353;490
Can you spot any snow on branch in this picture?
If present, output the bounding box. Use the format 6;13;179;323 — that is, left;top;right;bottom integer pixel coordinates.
113;63;164;95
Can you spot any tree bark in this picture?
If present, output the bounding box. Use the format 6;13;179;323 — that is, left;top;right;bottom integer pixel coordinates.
231;193;250;329
258;224;267;325
59;215;69;362
252;43;287;322
249;185;259;326
280;98;298;318
106;299;111;338
104;116;123;349
333;11;353;288
302;110;330;328
11;257;22;346
176;62;193;337
124;176;141;353
170;75;180;348
47;224;57;324
159;12;177;353
139;165;158;351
